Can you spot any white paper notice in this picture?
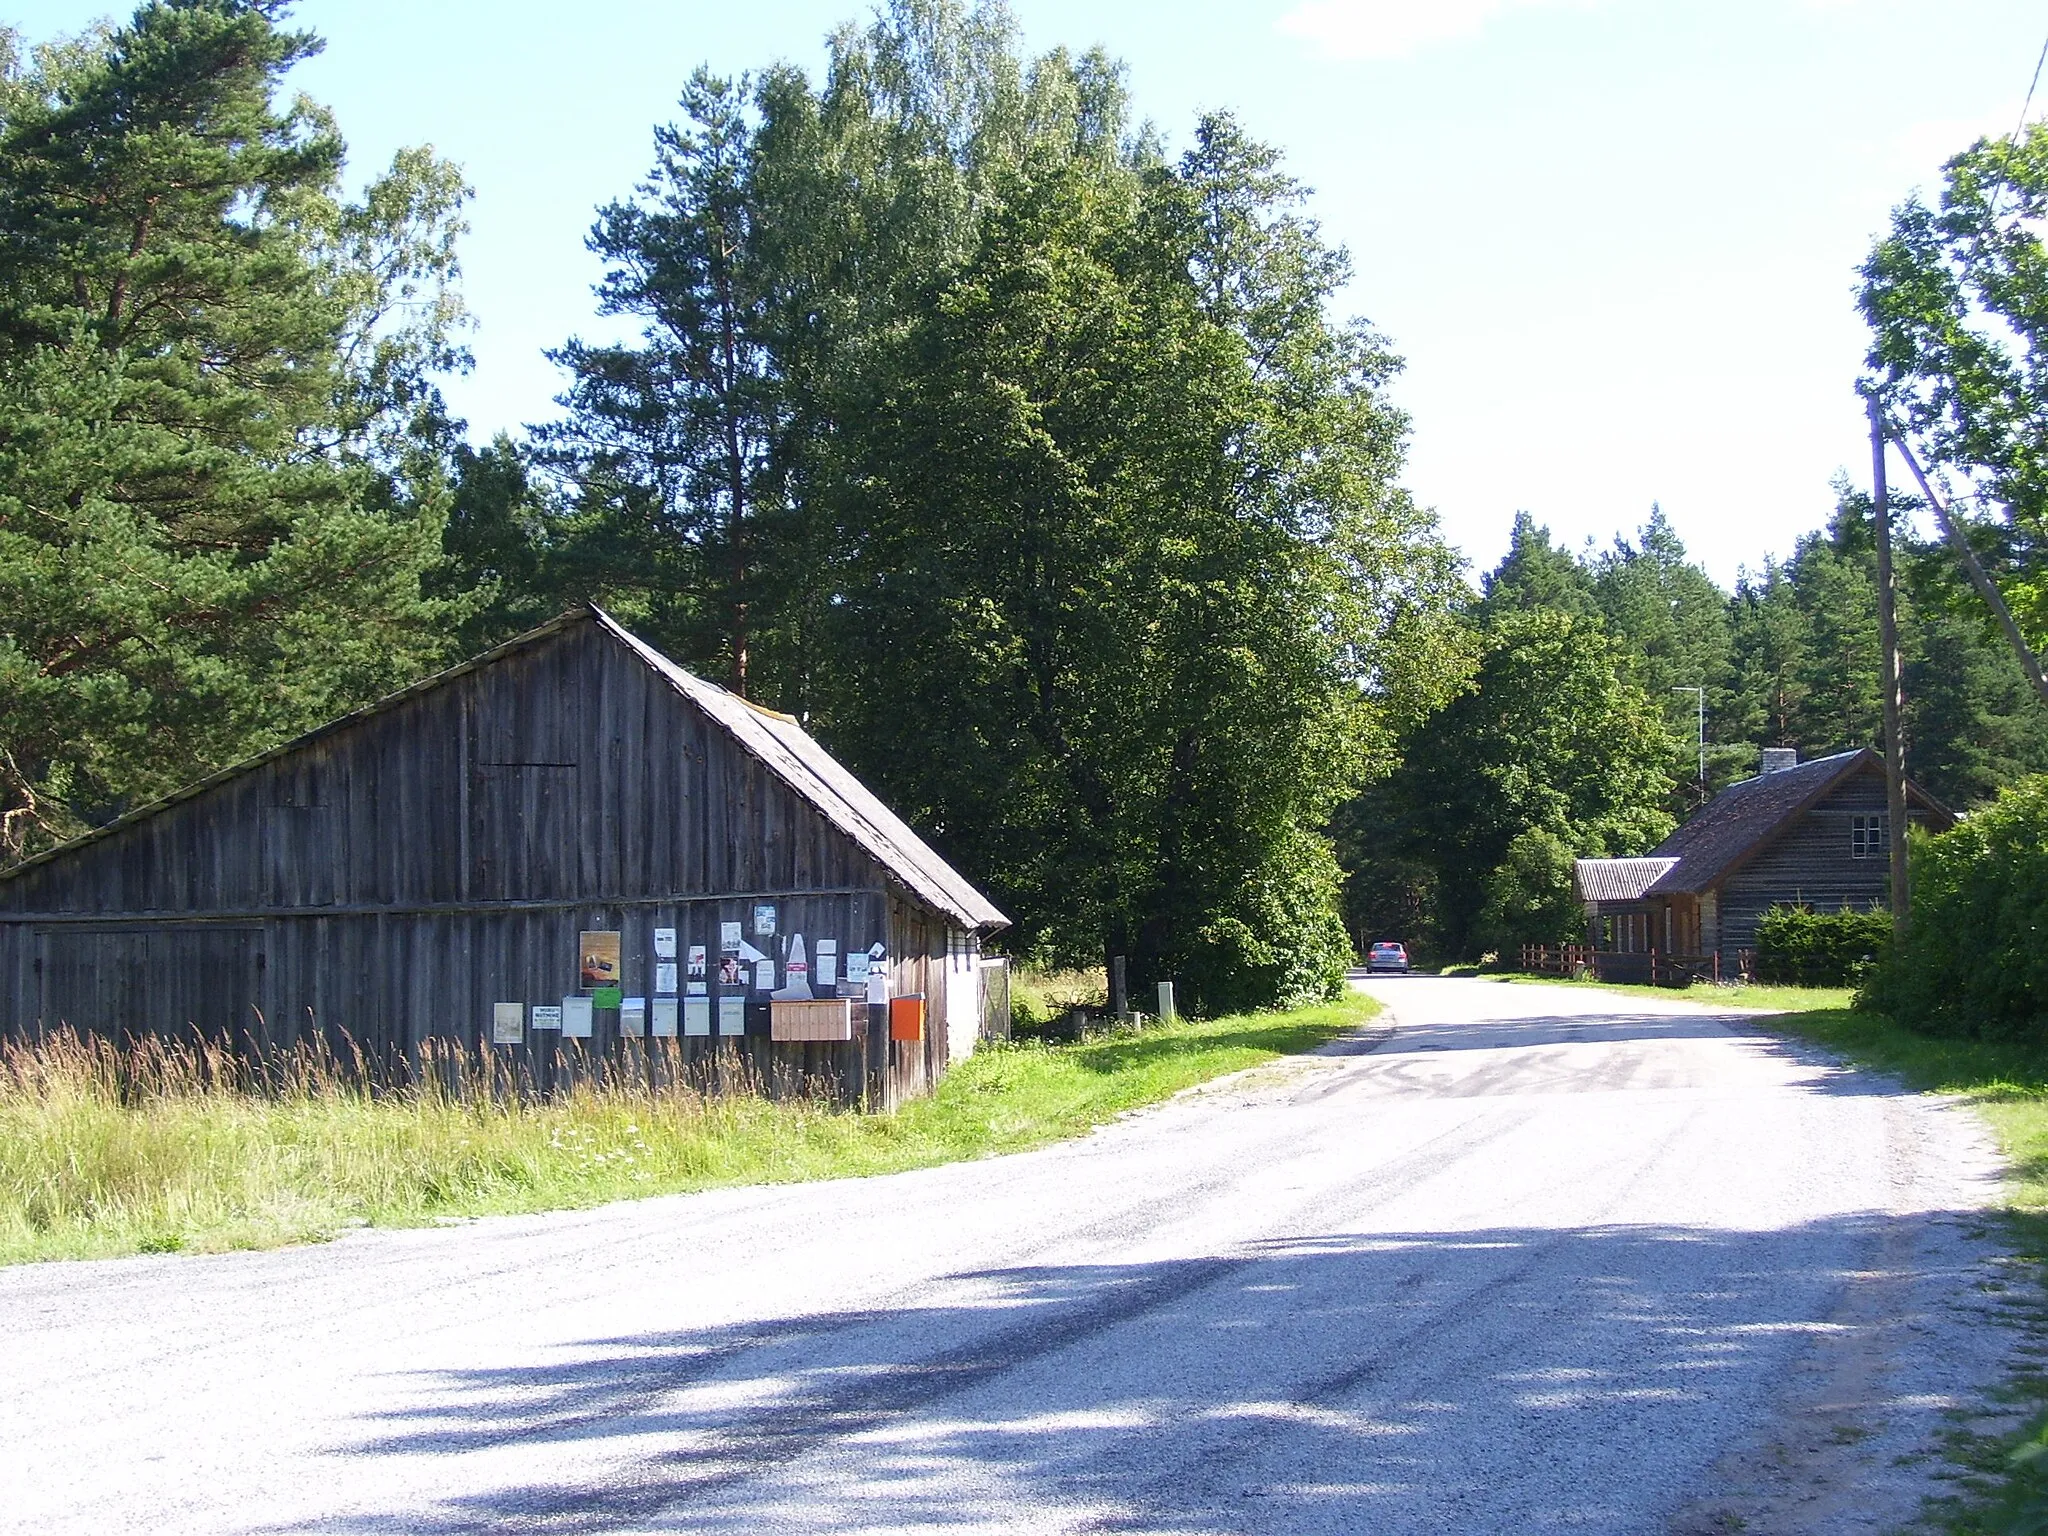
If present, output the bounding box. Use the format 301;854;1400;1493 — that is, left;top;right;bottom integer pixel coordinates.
651;997;679;1037
492;1002;525;1045
720;920;742;952
655;962;679;995
562;995;594;1038
847;951;871;986
866;966;890;1005
687;980;707;996
717;996;746;1036
619;997;647;1037
531;1004;563;1031
754;958;776;991
817;940;838;988
683;996;710;1036
653;927;677;959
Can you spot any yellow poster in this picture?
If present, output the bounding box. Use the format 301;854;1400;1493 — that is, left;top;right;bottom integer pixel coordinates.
579;931;621;990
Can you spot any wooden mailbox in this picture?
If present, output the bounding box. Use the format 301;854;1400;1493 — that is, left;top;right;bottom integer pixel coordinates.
889;994;925;1042
770;997;855;1042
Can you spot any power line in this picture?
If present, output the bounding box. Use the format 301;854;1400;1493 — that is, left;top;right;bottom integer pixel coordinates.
2016;29;2048;144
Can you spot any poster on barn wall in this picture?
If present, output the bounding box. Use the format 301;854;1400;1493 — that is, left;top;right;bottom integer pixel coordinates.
817;940;838;988
562;996;594;1038
654;928;678;959
720;921;742;953
754;903;777;937
687;945;707;994
531;1004;563;1031
492;1003;525;1045
655;962;678;994
578;932;621;990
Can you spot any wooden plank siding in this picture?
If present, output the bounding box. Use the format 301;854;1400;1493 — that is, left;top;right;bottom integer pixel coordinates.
0;616;991;1108
1717;772;1938;954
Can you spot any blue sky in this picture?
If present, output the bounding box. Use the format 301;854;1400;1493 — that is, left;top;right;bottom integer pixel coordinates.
5;0;2041;583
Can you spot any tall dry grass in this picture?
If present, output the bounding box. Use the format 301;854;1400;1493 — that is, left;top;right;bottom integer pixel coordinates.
0;991;1377;1266
0;1029;871;1263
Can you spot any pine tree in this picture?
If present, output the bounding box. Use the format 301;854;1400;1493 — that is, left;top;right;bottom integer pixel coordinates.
0;1;472;857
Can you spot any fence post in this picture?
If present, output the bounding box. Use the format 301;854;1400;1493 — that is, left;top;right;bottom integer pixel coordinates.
1110;955;1128;1022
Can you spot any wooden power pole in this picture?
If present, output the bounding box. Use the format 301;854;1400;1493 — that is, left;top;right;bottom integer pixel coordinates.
1867;398;1911;938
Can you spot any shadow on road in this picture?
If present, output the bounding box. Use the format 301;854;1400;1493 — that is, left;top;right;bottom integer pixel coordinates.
301;1215;1992;1535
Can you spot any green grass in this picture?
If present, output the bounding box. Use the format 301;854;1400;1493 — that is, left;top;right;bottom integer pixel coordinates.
0;991;1376;1267
1453;967;1856;1014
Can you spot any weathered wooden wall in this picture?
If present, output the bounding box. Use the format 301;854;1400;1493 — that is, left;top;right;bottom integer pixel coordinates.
0;618;976;1107
1717;769;1938;954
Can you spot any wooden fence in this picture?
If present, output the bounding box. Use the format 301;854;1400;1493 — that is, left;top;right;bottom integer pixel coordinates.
1519;945;1752;987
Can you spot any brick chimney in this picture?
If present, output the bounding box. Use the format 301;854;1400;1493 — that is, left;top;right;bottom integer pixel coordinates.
1760;747;1798;775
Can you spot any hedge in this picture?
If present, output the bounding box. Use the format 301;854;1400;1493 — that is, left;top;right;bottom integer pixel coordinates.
1861;775;2048;1040
1752;904;1892;987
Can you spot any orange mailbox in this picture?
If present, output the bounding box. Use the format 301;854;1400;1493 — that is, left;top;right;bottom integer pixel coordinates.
888;994;925;1042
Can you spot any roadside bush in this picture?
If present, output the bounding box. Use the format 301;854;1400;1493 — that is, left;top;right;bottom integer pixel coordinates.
1753;905;1892;987
1860;775;2048;1040
1471;828;1584;957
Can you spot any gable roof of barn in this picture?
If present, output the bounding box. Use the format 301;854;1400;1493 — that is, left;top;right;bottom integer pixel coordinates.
0;606;1008;931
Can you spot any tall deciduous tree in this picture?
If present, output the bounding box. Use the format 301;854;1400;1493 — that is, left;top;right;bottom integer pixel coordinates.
0;0;473;858
1340;609;1675;961
542;4;1467;1009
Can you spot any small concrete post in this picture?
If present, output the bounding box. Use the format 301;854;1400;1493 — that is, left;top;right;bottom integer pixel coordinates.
1157;980;1177;1022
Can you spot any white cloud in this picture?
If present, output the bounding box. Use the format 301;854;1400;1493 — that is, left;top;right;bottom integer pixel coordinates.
1274;0;1599;61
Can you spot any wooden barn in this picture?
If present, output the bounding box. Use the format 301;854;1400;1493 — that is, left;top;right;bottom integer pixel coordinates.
0;606;1008;1106
1573;747;1953;978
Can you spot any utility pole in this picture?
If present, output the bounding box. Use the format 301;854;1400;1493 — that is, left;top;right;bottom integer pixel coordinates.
1867;397;1911;939
1672;686;1705;789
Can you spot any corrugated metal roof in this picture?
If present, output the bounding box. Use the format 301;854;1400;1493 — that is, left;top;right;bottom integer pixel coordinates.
1574;857;1678;903
595;610;1008;931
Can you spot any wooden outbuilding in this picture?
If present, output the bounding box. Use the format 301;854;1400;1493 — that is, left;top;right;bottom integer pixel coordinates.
1573;747;1952;979
0;607;1008;1106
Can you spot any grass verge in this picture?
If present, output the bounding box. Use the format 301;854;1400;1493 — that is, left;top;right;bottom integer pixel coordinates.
0;991;1376;1268
1761;1005;2048;1533
1447;967;1855;1015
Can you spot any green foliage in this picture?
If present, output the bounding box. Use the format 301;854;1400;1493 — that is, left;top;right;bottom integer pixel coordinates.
1339;608;1675;961
1476;512;1599;623
536;4;1467;1013
1861;124;2048;601
0;1;473;857
1862;776;2048;1040
1472;828;1585;956
1751;904;1892;987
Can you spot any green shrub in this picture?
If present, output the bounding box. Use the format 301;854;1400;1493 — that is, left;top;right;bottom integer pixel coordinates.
1472;828;1585;956
1753;904;1892;987
1860;775;2048;1039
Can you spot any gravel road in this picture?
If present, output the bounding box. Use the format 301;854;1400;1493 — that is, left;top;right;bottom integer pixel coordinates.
2;977;2034;1535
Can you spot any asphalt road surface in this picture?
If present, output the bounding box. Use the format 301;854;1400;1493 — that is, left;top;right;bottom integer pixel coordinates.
2;977;2032;1535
